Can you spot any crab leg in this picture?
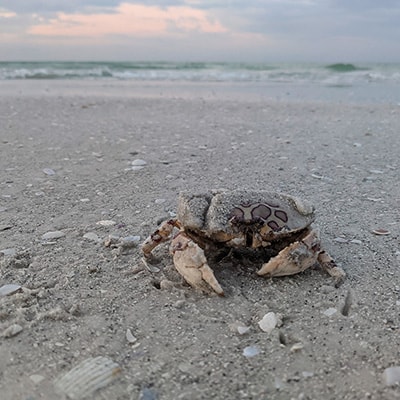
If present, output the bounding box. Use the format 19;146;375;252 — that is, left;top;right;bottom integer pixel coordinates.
257;229;320;277
141;219;180;257
317;251;346;286
171;232;224;296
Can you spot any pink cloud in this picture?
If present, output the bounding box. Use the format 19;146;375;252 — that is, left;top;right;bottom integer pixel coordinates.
28;3;227;38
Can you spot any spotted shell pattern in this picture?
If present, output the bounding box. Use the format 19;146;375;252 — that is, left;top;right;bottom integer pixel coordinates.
230;202;289;231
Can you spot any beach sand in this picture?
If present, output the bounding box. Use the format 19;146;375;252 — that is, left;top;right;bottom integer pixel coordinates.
1;80;399;399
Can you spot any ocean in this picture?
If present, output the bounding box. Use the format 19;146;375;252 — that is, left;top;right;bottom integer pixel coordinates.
1;61;399;103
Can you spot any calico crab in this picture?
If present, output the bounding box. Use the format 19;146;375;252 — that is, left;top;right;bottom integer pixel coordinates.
141;189;345;295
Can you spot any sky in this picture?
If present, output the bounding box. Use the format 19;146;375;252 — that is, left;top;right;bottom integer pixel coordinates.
0;0;399;62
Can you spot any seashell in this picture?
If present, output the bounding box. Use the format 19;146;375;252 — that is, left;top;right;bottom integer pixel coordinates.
290;343;304;352
131;159;147;166
119;235;141;248
0;284;22;297
42;231;65;240
0;248;16;256
237;326;251;335
383;366;400;386
258;312;281;333
54;356;121;399
126;328;137;344
243;345;261;358
372;228;390;235
334;237;348;243
96;220;116;227
43;168;56;176
2;323;23;338
322;307;337;317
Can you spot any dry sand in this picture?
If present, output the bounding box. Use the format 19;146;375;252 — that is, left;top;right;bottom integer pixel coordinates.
1;80;400;399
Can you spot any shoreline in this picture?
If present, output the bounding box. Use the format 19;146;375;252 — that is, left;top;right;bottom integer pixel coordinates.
1;78;399;105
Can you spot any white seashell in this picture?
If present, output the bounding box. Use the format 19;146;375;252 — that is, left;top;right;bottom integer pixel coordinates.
383;366;400;386
43;168;56;175
126;328;137;344
258;312;281;333
2;323;23;338
237;326;251;335
42;231;65;240
96;220;117;227
0;248;16;256
290;343;304;352
54;356;121;399
0;284;22;297
119;236;141;248
243;346;261;357
322;308;337;317
131;159;147;166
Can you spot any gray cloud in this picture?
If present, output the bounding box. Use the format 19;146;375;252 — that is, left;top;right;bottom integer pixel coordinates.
1;0;400;62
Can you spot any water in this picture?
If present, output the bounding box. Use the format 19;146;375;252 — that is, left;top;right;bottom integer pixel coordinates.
0;61;398;85
1;61;399;103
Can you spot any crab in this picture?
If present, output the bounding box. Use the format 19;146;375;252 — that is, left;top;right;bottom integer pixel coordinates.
141;189;345;295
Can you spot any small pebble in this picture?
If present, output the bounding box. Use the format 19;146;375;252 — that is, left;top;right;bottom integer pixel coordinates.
350;239;362;245
383;366;400;386
334;237;348;243
243;346;261;358
139;387;158;400
155;198;166;204
104;234;120;247
30;374;45;384
42;231;65;240
83;232;101;242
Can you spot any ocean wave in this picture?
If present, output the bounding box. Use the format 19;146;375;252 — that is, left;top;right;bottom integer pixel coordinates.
325;63;368;72
0;62;399;85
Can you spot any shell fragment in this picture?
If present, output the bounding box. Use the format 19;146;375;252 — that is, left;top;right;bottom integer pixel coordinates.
54;356;121;399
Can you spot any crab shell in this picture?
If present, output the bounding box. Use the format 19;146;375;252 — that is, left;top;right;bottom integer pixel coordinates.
176;189;315;247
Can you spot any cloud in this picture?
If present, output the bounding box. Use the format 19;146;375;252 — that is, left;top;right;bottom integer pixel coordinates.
28;3;227;38
0;8;17;18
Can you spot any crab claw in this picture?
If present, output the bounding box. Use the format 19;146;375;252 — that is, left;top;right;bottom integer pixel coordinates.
171;233;224;296
257;229;320;277
141;219;178;257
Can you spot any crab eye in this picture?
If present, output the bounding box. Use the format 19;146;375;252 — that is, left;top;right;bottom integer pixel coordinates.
251;204;271;221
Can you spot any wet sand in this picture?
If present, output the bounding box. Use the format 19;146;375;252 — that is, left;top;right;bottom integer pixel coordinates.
1;80;399;399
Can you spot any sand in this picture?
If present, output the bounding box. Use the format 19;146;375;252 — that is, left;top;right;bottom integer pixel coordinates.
0;80;399;399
